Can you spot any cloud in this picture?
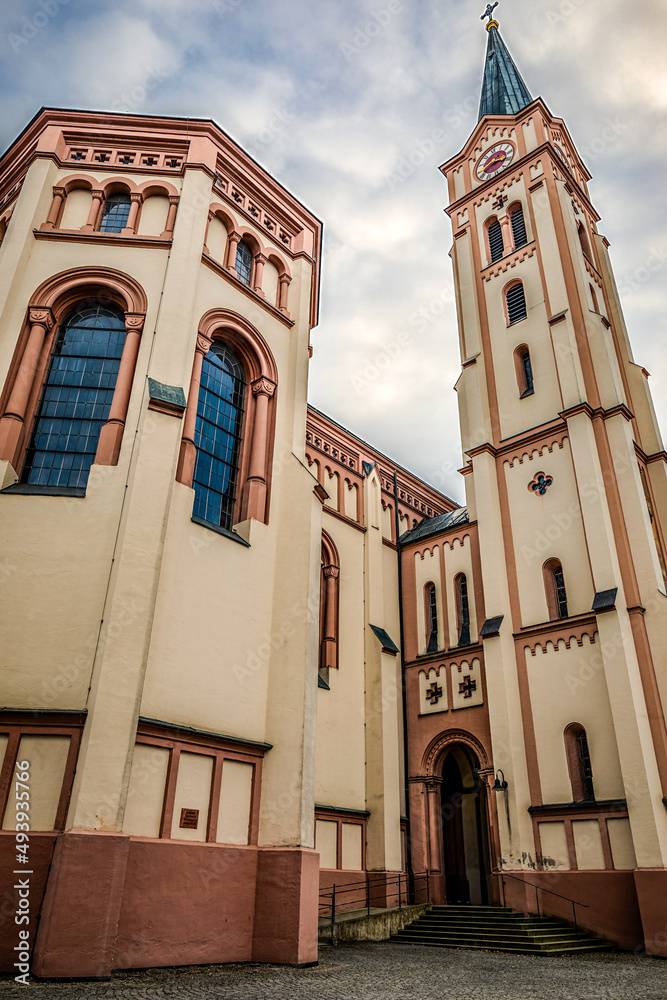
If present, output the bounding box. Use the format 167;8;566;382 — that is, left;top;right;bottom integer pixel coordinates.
0;0;664;499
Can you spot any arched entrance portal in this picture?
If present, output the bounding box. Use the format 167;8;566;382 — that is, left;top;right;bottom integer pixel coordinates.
441;745;492;905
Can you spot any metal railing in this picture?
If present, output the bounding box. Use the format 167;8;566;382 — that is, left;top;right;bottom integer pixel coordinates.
319;871;430;943
493;869;589;936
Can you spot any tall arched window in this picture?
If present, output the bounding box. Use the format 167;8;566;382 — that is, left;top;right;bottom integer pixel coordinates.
487;218;504;263
235;241;253;286
565;724;595;802
514;345;534;397
589;284;599;313
455;574;471;647
425;583;439;653
320;533;340;680
192;343;246;530
99;193;131;233
578;222;592;260
544;559;569;620
505;281;527;324
20;302;126;488
510;205;527;248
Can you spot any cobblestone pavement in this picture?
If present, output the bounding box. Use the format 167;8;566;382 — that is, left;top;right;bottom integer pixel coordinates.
1;943;665;1000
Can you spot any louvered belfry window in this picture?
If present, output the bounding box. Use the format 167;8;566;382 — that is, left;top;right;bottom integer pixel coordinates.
506;282;527;323
488;219;504;263
510;205;528;248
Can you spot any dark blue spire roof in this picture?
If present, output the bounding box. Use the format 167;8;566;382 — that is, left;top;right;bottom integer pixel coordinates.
478;23;533;121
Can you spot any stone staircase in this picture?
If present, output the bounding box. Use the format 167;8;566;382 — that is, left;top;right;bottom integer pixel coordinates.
393;904;611;955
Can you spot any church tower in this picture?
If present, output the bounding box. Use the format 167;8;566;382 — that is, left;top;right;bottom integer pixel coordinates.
436;9;667;953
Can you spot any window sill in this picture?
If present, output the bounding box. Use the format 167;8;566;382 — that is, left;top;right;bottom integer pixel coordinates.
520;387;535;399
191;515;250;547
0;483;86;497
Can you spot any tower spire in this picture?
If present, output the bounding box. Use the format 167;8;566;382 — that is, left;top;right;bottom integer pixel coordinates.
478;7;533;122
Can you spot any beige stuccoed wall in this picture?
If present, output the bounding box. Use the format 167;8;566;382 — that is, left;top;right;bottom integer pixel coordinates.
315;514;367;812
526;641;624;804
505;443;595;626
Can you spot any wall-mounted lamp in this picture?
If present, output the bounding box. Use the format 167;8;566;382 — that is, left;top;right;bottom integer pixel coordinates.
492;769;508;792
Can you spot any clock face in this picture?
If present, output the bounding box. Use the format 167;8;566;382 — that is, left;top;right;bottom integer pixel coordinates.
476;142;515;182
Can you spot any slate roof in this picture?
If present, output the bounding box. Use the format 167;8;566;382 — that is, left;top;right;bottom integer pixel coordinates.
478;24;533;121
399;506;469;546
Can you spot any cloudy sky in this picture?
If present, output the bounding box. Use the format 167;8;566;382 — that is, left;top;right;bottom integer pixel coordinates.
1;0;665;501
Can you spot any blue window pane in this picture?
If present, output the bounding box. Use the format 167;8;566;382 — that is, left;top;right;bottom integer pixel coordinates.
21;303;126;488
235;241;253;286
99;193;131;233
192;343;245;530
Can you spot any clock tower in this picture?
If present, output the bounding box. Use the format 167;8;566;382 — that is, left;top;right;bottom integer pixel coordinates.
437;12;667;953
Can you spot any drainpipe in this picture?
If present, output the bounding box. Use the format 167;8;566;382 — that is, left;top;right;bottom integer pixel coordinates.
394;471;414;900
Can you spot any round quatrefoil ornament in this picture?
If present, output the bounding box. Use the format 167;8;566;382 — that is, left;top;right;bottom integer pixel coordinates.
529;472;554;497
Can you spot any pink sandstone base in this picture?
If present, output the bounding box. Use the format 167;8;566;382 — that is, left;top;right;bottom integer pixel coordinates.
27;832;319;978
498;870;643;953
634;869;667;958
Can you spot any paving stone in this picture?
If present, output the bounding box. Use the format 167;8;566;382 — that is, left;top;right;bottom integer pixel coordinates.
0;942;665;999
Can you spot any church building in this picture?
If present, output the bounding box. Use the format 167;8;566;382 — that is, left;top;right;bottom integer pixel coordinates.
0;11;665;978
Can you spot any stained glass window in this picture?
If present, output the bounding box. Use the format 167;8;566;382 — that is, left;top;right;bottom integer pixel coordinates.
21;303;126;488
192;343;246;530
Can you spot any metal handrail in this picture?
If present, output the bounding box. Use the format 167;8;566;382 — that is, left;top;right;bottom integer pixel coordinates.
319;871;431;942
492;869;588;936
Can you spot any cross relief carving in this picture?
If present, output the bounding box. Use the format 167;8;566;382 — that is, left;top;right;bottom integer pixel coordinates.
425;682;443;705
459;675;477;699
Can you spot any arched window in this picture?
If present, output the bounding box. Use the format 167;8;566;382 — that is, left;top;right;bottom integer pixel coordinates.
320;533;340;681
21;302;126;488
455;574;471;646
510;205;527;249
514;345;534;397
487;218;504;263
565;724;595;802
425;583;439;653
192;343;246;530
505;282;527;324
99;193;131;233
578;222;592;261
544;559;569;620
235;240;253;286
589;284;599;313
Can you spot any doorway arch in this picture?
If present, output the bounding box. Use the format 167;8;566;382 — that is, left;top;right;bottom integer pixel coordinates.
440;745;491;904
422;730;493;906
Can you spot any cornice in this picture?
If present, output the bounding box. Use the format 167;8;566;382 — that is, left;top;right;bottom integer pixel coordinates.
322;505;366;534
34;228;171;251
516;614;599;657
